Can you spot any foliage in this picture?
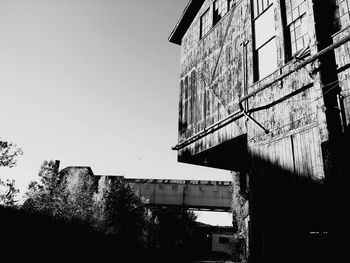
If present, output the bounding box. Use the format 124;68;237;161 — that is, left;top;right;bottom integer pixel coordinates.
23;160;61;215
0;141;23;168
22;160;203;261
0;178;20;207
0;141;22;207
23;161;96;224
96;177;150;243
22;161;150;242
149;206;197;259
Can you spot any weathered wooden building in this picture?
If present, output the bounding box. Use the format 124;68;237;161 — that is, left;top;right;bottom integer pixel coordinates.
169;0;349;262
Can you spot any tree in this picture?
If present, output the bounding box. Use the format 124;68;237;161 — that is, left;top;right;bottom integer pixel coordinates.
149;206;197;260
22;161;150;242
0;179;20;207
23;161;96;224
0;141;23;207
97;177;149;244
0;141;23;168
22;160;63;216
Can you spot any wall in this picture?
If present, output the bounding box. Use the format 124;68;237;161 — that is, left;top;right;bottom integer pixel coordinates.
178;0;251;160
211;232;235;256
173;0;350;262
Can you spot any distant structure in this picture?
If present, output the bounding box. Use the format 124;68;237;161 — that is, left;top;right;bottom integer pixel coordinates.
127;178;232;212
59;166;232;212
191;223;236;260
169;1;348;262
211;230;235;256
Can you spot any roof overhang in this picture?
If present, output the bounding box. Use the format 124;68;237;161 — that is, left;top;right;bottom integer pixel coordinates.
168;0;205;45
178;134;248;171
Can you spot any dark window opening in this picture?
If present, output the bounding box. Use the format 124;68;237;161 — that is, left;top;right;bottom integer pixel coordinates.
332;0;350;32
213;0;229;25
219;237;230;244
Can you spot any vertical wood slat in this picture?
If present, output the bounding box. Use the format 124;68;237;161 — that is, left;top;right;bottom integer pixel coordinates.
301;130;309;177
308;129;314;177
191;70;197;134
293;132;302;177
313;127;324;180
306;129;314;178
302;130;310;178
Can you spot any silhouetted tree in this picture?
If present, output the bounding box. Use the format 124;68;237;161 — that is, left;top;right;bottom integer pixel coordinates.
22;161;150;241
0;141;22;207
0;179;19;207
149;206;197;260
0;141;23;168
96;177;149;244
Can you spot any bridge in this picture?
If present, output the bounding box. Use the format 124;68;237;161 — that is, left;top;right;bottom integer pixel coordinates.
126;178;232;212
59;166;233;212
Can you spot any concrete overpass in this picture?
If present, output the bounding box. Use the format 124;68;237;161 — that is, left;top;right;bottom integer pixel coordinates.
126;179;232;212
59;166;233;212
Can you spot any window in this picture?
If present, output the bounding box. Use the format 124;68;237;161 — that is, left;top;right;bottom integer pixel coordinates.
332;0;350;32
253;0;272;17
219;237;230;244
253;0;277;80
213;0;228;25
213;0;236;25
200;8;211;39
200;1;236;39
284;0;309;56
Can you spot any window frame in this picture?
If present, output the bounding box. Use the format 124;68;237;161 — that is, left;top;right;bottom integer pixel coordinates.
252;0;278;80
332;0;350;32
200;1;236;40
283;0;310;58
200;8;211;39
213;0;229;25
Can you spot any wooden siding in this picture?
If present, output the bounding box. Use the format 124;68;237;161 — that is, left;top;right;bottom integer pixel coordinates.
176;0;329;178
250;125;324;181
178;0;252;156
333;27;350;128
172;1;350;261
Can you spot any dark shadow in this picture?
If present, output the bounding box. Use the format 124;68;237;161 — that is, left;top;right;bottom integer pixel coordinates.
0;206;157;262
247;152;329;263
178;131;338;263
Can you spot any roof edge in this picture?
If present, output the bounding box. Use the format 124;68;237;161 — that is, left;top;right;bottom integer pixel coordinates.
168;0;205;45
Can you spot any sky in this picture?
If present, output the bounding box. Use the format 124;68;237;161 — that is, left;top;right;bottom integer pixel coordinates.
0;0;232;226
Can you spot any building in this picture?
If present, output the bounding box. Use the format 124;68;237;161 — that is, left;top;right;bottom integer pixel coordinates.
211;230;235;257
169;1;349;262
189;222;236;261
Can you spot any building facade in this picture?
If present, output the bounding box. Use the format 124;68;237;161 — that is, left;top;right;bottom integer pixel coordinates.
169;1;349;262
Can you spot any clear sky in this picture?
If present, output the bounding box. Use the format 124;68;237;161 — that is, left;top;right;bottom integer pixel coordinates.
0;0;232;225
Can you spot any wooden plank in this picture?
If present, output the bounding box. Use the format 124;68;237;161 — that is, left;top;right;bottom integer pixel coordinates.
308;127;317;179
294;132;302;177
305;129;313;177
313;127;324;180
